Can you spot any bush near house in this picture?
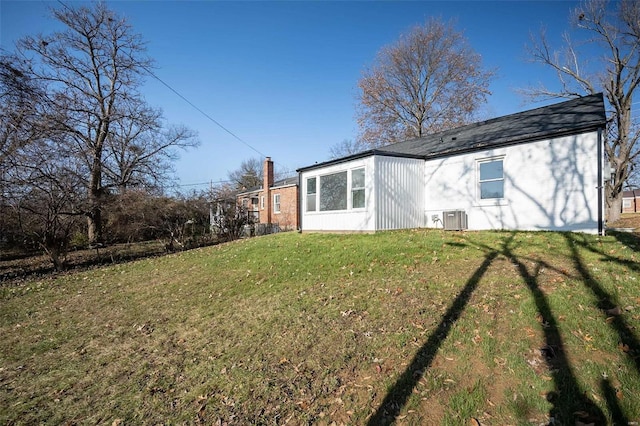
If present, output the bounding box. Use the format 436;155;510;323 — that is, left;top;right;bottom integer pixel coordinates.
1;230;639;425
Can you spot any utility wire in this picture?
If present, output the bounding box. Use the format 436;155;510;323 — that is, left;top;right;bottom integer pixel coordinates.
143;67;267;159
145;68;300;175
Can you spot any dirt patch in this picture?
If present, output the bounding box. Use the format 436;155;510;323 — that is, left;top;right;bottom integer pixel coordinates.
608;213;640;236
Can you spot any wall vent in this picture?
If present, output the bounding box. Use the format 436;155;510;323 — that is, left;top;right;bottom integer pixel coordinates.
443;210;468;231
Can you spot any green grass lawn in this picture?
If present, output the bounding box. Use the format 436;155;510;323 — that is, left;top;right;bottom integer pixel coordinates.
1;230;639;425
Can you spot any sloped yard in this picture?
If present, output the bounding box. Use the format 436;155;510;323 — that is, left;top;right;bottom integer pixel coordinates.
1;229;639;425
609;212;640;233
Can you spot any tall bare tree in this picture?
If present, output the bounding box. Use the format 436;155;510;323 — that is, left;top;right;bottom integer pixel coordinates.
228;157;263;190
524;0;640;222
12;2;197;244
356;18;495;147
103;102;197;192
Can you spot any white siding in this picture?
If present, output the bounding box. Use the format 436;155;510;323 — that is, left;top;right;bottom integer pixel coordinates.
375;156;425;230
424;131;600;233
301;157;376;232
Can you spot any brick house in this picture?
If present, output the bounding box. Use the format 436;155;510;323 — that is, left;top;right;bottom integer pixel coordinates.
622;189;640;213
237;157;299;232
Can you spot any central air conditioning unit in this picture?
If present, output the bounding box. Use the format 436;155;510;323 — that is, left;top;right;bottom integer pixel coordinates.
443;210;468;231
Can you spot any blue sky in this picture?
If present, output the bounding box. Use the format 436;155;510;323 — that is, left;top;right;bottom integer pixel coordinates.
1;1;589;190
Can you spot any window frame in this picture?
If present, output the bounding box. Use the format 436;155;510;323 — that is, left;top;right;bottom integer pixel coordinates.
273;193;281;213
319;170;348;212
477;157;505;201
306;166;366;213
306;177;317;212
351;167;365;209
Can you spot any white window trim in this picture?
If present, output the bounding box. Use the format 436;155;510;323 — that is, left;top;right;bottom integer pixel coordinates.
261;196;265;210
476;156;508;207
351;167;366;210
273;193;281;213
306;177;317;212
306;166;366;214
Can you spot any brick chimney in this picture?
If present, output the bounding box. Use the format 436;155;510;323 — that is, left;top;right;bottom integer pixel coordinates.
263;157;274;224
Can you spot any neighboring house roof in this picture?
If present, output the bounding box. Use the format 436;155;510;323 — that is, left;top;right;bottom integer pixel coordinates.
236;176;300;196
623;189;640;198
298;93;606;173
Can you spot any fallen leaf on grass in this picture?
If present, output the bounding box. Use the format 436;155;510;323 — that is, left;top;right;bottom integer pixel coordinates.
619;343;630;353
469;418;481;426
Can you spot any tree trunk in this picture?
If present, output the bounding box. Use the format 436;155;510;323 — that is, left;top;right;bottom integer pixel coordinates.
606;189;623;224
86;205;102;244
87;151;104;245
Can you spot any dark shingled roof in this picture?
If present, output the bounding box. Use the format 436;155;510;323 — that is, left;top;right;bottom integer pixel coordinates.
297;93;606;172
377;93;606;158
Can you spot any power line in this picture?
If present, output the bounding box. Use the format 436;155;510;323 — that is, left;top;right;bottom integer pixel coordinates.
143;68;302;174
143;66;267;159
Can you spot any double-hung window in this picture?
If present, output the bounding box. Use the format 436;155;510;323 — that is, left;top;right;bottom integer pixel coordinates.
479;158;504;200
306;177;317;212
351;168;365;208
273;194;281;213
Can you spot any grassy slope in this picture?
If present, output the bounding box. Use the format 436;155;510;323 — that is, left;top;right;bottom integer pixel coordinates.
1;230;639;425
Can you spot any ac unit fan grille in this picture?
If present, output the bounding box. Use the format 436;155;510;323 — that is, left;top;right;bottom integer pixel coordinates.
443;210;468;231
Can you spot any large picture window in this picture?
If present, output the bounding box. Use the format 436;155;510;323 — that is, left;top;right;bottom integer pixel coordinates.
320;171;348;211
351;168;365;208
306;177;317;212
479;159;504;199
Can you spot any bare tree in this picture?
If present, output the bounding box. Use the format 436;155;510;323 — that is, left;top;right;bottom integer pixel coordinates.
3;131;86;269
524;0;640;222
210;183;254;242
356;18;495;147
0;54;47;171
103;102;198;193
328;139;368;159
227;157;263;190
13;2;197;244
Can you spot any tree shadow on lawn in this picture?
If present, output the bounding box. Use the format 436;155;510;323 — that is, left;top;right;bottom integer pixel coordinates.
563;232;640;375
498;235;605;425
368;232;609;425
367;241;499;425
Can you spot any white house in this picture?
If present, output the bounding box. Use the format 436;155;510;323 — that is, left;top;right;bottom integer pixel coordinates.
297;94;607;235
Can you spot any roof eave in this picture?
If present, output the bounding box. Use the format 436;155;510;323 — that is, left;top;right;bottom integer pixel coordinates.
420;123;606;161
296;149;424;173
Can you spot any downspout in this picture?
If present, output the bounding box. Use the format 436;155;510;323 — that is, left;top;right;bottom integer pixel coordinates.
597;127;604;236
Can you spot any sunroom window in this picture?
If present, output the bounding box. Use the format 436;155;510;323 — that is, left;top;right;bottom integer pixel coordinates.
351;168;365;208
320;171;348;211
306;177;317;212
